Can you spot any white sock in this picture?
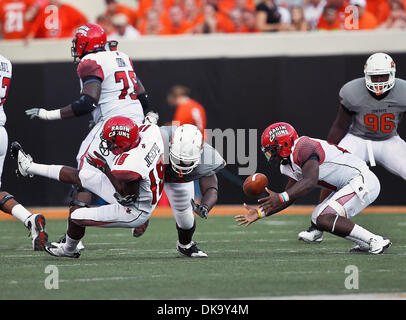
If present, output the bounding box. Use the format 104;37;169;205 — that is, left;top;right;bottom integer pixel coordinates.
348;224;376;244
28;163;62;181
11;204;32;225
64;234;80;253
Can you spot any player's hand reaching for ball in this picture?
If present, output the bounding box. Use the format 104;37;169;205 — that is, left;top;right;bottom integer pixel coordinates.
86;151;108;173
258;187;283;215
234;203;260;227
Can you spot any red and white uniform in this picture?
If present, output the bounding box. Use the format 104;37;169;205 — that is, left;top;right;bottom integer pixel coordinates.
0;54;12;188
72;124;165;228
280;136;381;223
75;50;145;170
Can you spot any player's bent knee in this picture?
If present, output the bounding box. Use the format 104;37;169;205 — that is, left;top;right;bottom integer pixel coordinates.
315;214;337;232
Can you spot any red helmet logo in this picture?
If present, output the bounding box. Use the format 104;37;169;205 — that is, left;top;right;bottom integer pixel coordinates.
71;24;107;62
100;116;140;156
261;122;298;161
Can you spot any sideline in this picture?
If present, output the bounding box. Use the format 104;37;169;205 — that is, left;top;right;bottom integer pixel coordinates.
0;205;405;220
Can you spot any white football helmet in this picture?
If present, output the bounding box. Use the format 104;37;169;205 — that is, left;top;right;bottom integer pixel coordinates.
169;124;203;175
364;53;396;95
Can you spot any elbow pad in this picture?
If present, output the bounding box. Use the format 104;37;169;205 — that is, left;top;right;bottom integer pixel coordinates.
138;93;149;111
71;94;97;116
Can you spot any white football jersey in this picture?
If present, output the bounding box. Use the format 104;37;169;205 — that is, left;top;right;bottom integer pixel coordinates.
280;136;369;191
77;50;144;124
110;124;165;213
0;54;12;126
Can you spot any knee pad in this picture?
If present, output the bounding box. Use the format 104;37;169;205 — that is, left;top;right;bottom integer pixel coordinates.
0;193;14;211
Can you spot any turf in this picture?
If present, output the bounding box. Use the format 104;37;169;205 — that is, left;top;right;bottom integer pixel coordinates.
0;213;405;300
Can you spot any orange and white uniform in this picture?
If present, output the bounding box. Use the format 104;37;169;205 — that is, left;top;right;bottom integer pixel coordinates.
0;0;38;39
29;2;87;38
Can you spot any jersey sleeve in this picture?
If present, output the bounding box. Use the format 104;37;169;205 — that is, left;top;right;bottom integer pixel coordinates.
77;59;104;82
292;137;325;168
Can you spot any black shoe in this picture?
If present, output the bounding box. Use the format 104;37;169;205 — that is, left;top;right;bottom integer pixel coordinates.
176;241;208;258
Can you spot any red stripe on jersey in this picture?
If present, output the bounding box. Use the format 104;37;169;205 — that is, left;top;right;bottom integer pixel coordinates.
317;180;337;191
77;59;105;81
293;137;325;167
111;170;142;183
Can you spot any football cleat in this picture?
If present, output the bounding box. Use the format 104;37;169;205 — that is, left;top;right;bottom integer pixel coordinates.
44;242;81;258
132;219;149;238
298;225;323;243
57;234;85;251
369;237;392;255
10;141;33;177
349;243;370;253
176;241;208;258
25;214;48;251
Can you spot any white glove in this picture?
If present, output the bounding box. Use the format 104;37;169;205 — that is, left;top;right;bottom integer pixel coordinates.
25;108;61;120
144;111;159;125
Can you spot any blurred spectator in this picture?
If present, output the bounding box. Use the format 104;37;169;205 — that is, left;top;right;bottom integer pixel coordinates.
255;0;292;32
138;8;166;34
241;8;260;32
137;0;171;28
28;0;87;39
167;85;206;135
303;0;326;30
0;0;42;39
193;3;234;33
110;13;140;39
290;6;310;30
317;4;341;30
228;7;245;32
183;0;204;28
97;13;114;35
162;5;193;34
104;0;137;27
218;0;256;15
345;0;377;30
378;0;406;29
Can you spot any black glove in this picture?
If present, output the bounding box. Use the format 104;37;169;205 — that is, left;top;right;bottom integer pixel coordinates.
114;192;137;207
191;199;209;219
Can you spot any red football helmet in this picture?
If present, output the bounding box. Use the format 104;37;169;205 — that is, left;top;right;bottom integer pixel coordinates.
71;24;107;62
99;116;140;156
261;122;298;161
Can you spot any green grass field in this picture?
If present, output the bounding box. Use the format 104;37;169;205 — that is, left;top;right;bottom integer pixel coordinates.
0;213;405;300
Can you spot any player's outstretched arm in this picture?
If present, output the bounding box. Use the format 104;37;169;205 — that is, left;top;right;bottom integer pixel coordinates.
25;79;101;120
326;105;353;144
191;174;218;219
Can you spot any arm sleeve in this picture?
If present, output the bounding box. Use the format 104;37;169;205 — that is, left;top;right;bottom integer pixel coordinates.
293;137;325;168
111;170;142;183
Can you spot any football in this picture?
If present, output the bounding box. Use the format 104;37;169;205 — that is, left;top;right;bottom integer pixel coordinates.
243;173;268;197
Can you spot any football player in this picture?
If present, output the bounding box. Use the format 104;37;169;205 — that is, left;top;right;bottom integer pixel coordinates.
0;53;48;251
13;116;164;258
235;122;391;254
24;23;152;219
13;123;225;257
298;52;406;243
161;124;226;257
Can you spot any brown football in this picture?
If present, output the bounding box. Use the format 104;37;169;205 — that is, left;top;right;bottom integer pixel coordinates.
243;173;268;197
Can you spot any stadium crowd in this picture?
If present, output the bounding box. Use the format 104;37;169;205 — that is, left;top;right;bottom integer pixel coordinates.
0;0;404;40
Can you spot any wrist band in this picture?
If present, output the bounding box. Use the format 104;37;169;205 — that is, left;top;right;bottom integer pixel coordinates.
40;109;61;120
257;208;266;219
278;192;290;203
